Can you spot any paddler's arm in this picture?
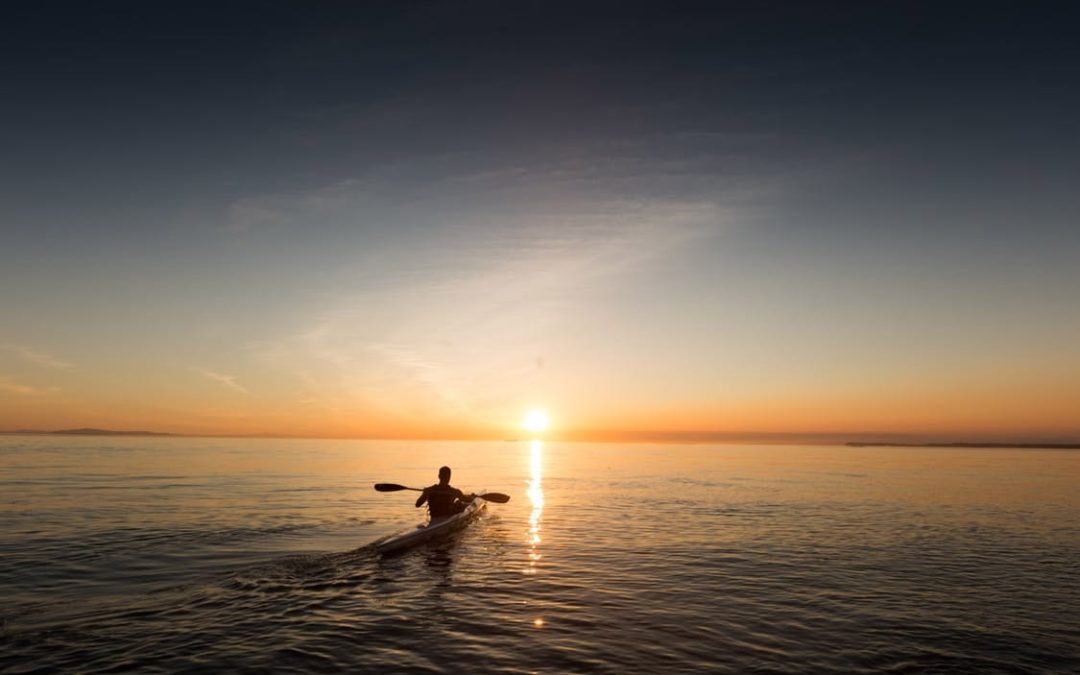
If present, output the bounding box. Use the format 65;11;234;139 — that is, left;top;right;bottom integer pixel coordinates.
415;488;429;508
449;487;465;504
456;488;476;503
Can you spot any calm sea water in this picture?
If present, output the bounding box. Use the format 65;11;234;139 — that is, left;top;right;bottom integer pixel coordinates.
1;436;1078;673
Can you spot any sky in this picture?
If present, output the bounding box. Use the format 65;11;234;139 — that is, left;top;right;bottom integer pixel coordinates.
2;1;1079;441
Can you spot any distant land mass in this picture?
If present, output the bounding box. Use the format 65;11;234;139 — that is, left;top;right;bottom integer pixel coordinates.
847;441;1080;450
4;428;179;437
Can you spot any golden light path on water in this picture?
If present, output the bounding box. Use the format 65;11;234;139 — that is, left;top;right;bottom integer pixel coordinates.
526;439;544;627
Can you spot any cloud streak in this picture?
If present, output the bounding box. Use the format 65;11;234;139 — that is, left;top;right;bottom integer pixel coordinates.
241;186;726;398
1;344;74;369
0;377;60;397
196;368;250;395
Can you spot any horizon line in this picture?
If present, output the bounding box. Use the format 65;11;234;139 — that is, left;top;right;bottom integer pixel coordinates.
2;427;1078;447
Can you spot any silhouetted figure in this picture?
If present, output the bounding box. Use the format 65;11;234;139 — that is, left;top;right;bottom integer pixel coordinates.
416;466;474;518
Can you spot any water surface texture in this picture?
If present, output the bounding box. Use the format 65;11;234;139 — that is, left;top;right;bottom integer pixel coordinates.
2;437;1078;672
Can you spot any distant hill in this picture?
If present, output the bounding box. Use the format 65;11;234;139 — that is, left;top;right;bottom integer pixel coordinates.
53;428;178;436
847;441;1080;450
1;428;179;437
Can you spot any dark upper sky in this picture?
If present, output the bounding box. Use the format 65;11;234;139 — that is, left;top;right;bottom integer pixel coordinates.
6;1;1077;210
2;1;1079;438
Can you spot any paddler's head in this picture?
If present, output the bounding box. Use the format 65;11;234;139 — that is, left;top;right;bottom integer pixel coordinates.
438;466;451;485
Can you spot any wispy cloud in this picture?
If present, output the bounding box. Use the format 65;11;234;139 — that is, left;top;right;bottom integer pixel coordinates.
0;377;61;397
196;368;250;395
364;341;470;413
0;344;74;369
227;140;745;427
241;195;726;430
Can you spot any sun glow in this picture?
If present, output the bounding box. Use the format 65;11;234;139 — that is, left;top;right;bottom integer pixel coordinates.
522;409;550;434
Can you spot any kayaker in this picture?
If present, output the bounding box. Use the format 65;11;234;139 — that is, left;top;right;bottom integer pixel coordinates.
416;466;475;518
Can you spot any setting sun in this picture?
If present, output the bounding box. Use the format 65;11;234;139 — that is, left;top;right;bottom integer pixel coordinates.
522;409;550;434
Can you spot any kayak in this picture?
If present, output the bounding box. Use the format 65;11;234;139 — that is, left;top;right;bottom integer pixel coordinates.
376;494;486;555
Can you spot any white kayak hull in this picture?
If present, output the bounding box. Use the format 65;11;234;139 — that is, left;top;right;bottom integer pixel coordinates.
377;496;486;555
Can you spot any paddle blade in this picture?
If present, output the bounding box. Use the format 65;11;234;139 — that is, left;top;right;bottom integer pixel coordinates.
374;483;408;492
478;492;510;503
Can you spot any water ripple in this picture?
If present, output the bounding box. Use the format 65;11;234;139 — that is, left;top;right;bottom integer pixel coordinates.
3;439;1079;673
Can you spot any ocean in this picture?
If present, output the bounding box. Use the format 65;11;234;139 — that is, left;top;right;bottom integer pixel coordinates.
2;436;1078;673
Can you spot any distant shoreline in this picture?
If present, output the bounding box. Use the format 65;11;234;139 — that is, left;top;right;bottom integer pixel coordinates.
2;428;179;437
846;442;1080;450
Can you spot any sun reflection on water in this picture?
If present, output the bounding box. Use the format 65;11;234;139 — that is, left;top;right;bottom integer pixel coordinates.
526;439;544;576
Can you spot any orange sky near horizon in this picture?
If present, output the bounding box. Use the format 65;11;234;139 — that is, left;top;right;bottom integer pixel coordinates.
3;349;1079;442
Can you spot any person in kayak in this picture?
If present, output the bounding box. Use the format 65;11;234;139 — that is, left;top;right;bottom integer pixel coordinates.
416;466;477;518
416;466;475;518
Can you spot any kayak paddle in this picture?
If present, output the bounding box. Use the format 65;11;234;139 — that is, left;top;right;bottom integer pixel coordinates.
374;483;422;492
374;483;510;503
